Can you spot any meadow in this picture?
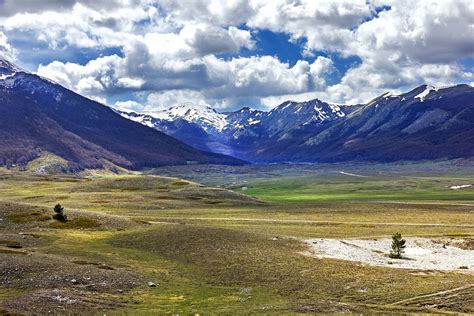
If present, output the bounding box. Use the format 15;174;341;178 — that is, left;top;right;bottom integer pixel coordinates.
0;162;473;314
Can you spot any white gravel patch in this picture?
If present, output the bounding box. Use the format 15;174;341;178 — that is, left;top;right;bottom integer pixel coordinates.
449;184;472;190
338;171;368;177
304;237;473;272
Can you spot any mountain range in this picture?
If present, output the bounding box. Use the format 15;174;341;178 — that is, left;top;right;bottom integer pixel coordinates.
1;57;472;171
0;59;243;171
118;84;474;162
117;98;356;158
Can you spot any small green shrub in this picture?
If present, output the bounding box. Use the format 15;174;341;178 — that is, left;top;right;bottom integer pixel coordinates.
389;232;406;259
52;203;67;221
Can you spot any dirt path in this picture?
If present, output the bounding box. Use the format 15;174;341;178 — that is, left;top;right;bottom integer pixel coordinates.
150;217;474;228
387;284;474;306
371;201;474;207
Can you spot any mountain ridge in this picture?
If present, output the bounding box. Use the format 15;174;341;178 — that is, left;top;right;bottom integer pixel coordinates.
0;59;244;170
116;97;354;158
117;83;474;162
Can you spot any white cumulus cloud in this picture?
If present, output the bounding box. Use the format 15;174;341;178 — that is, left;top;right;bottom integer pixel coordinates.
1;0;472;110
0;31;15;60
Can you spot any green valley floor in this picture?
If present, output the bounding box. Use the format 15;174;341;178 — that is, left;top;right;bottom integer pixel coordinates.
0;162;473;314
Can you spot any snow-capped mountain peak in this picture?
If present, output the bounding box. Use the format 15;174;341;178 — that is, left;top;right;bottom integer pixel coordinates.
114;84;473;162
236;106;259;113
142;103;228;132
0;59;23;83
0;59;25;75
0;59;66;102
117;98;351;141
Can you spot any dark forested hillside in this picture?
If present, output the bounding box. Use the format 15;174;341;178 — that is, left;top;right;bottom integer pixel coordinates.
0;59;243;170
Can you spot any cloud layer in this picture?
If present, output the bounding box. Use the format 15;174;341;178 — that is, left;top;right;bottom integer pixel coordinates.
1;0;472;111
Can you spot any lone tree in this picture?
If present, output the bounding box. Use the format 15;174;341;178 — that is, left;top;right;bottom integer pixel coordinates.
389;232;406;258
52;203;67;221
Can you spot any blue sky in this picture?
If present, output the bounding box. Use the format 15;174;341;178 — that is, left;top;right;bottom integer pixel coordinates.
223;30;362;83
0;0;472;112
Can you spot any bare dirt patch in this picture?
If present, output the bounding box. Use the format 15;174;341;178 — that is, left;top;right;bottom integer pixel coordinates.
0;251;145;314
304;237;474;272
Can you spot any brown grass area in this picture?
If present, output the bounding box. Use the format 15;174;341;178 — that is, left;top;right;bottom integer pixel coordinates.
49;217;102;229
110;224;474;313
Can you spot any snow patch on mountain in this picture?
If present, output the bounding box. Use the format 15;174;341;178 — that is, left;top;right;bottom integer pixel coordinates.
365;91;400;108
0;73;15;80
123;112;156;128
0;60;22;88
0;73;17;89
280;101;294;111
116;98;350;142
415;85;437;102
382;91;399;98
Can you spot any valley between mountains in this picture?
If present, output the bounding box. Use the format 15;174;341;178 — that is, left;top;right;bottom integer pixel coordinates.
1;162;474;314
0;58;473;315
1;0;473;314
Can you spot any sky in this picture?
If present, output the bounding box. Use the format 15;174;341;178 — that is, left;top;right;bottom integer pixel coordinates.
0;0;473;112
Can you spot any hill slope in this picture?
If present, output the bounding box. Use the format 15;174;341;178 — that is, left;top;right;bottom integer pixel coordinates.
256;85;474;162
0;59;243;170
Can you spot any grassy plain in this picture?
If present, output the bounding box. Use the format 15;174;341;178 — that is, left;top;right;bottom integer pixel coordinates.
0;162;473;314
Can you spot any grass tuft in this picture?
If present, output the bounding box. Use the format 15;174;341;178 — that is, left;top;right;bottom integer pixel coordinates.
7;212;50;223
